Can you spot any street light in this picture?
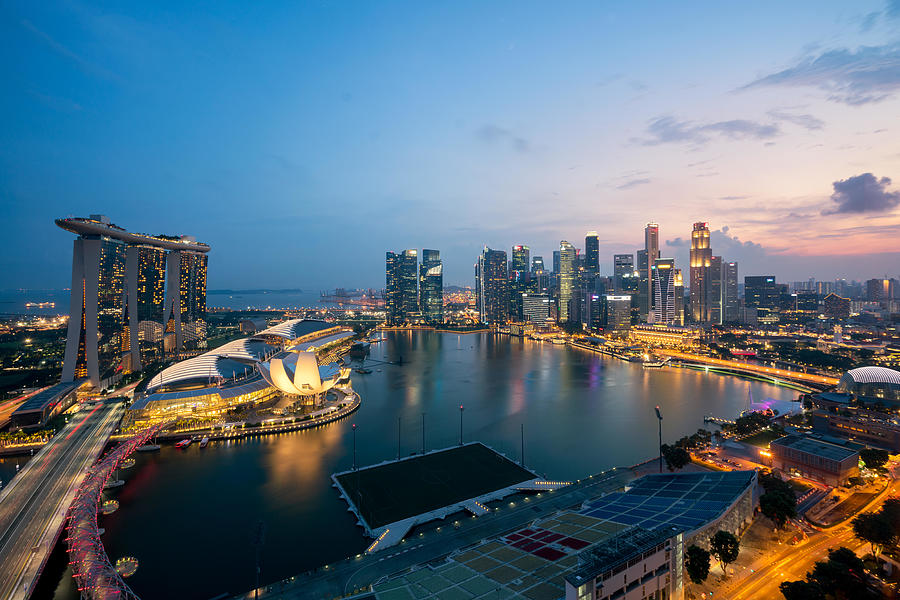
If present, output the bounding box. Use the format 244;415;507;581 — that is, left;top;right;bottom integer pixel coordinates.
655;405;663;473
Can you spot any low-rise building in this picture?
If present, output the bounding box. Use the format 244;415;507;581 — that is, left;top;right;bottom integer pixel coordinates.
565;526;683;600
811;409;900;452
630;324;701;348
769;434;862;487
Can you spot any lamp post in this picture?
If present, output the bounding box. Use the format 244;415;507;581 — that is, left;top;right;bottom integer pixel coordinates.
655;405;663;473
352;423;357;471
459;405;464;446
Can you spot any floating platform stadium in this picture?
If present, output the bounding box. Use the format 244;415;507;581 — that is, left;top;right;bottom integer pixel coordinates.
333;442;570;552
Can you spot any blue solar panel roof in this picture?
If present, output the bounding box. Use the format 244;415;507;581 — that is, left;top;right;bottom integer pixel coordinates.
582;470;755;534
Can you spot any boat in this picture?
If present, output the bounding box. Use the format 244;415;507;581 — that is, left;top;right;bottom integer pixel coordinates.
174;439;192;449
354;368;372;375
199;436;209;448
550;338;567;345
643;360;667;368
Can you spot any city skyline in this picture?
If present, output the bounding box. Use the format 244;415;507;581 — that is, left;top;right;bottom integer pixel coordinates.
3;1;900;289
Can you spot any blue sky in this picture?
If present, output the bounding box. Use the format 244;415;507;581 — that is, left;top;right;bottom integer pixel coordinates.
2;1;899;289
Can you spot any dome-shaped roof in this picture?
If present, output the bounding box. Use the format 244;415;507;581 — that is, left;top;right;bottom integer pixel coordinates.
840;366;900;386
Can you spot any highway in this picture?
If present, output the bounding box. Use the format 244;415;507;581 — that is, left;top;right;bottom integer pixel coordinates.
0;399;122;600
235;468;635;600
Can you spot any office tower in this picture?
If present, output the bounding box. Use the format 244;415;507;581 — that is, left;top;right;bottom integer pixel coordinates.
57;215;209;387
708;255;723;325
689;222;712;323
530;256;549;293
386;249;419;325
673;268;685;326
643;223;660;316
744;275;779;309
613;254;634;291
723;262;738;322
419;249;443;323
558;241;576;322
636;249;649;318
522;293;551;324
531;256;544;273
580;292;602;331
651;258;676;324
823;294;851;320
509;245;531;320
584;232;599;276
866;278;894;302
476;247;509;325
605;295;632;332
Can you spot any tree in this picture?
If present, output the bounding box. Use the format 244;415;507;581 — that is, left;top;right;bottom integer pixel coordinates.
852;512;895;558
760;489;797;528
709;530;740;575
809;547;868;600
859;448;889;471
660;444;691;471
779;580;825;600
685;544;711;584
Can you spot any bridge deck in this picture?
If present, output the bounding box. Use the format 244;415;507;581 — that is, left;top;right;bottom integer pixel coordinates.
0;399;122;600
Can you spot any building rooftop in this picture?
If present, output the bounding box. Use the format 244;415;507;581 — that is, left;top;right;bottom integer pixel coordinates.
770;434;862;462
580;470;756;534
13;380;82;415
566;526;674;586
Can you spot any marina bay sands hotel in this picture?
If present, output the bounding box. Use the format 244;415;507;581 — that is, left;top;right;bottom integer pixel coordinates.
57;215;209;389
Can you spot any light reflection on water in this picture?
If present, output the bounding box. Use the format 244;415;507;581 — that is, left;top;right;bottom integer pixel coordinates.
44;331;796;599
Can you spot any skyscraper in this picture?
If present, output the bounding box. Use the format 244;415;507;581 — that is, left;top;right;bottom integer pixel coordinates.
584;232;599;276
651;258;676;324
708;255;723;325
419;249;443;323
558;241;576;322
605;295;632;332
476;247;509;325
509;245;531;320
673;268;685;325
531;256;544;273
689;222;711;323
636;249;649;318
57;215;210;387
386;249;418;325
723;262;739;322
744;275;778;309
613;254;634;291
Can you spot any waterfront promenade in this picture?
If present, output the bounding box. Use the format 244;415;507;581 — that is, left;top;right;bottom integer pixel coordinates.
0;400;122;600
235;467;634;600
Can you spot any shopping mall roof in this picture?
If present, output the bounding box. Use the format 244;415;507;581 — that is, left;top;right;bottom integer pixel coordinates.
840;366;900;386
146;338;277;391
256;319;334;340
770;434;862;462
580;470;756;533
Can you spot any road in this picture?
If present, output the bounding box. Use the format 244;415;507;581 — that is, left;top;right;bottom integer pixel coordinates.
0;399;122;600
722;480;897;600
235;468;635;599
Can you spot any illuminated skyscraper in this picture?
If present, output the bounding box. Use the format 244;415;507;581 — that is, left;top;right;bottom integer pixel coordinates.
638;223;659;320
651;258;676;324
509;245;531;320
708;255;723;324
584;232;599;276
386;249;418;325
419;249;443;323
613;254;634;291
605;295;632;332
673;268;685;325
57;215;209;387
558;240;576;322
745;275;778;309
723;262;739;322
476;247;508;325
689;222;712;323
127;244;167;369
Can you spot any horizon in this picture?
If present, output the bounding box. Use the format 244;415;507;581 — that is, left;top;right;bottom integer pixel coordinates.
3;1;900;288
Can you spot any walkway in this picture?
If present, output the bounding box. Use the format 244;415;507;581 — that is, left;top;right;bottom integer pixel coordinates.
0;399;122;600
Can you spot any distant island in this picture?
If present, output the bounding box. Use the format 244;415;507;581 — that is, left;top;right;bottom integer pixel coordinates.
208;288;304;295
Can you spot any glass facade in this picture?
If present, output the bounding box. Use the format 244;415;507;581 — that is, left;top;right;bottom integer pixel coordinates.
96;237;127;381
419;249;443;323
689;222;711;323
386;249;418;325
476;248;508;325
179;251;208;349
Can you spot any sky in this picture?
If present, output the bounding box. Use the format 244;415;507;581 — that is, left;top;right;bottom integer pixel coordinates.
2;0;899;290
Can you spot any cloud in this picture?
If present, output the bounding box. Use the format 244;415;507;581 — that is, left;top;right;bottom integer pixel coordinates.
665;237;688;247
822;173;900;214
476;125;530;153
719;195;749;201
616;178;651;190
742;44;900;105
636;116;779;146
766;110;824;131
